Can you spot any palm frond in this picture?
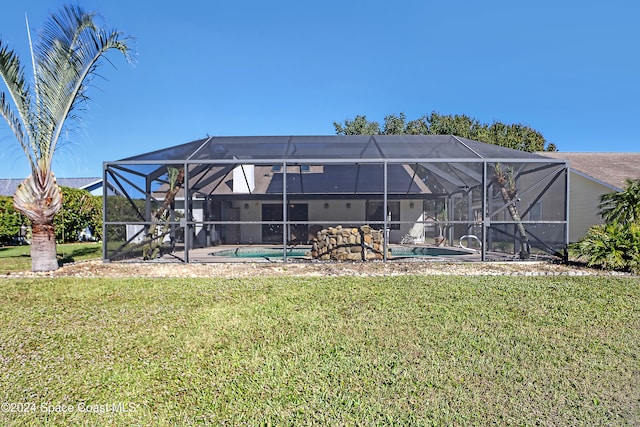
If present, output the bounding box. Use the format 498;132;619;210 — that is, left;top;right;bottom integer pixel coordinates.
598;178;640;225
31;4;133;172
0;92;26;149
0;39;35;165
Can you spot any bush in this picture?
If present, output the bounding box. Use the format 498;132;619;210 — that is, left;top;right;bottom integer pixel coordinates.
0;197;28;244
571;222;640;274
104;195;146;242
572;178;640;274
0;188;103;245
54;187;103;243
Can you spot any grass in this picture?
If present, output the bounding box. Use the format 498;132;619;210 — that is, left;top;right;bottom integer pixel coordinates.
0;242;101;272
0;275;638;426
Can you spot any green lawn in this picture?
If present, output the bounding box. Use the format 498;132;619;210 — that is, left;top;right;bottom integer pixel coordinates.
0;275;638;426
0;242;101;272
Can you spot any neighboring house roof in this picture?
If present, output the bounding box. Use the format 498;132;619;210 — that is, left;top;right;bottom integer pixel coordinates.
539;152;640;191
0;178;102;197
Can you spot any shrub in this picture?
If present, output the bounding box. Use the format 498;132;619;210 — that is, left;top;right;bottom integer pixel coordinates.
571;222;640;274
1;188;103;245
104;195;146;241
572;179;640;274
54;187;103;243
598;178;640;225
0;197;28;244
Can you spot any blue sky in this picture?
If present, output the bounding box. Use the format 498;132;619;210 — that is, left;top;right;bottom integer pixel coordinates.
0;0;638;179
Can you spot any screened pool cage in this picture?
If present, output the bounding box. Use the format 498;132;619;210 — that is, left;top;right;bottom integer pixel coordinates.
102;135;569;263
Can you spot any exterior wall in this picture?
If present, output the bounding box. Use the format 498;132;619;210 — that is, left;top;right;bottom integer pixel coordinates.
225;198;429;244
87;187;103;196
236;201;261;244
567;173;611;242
399;200;438;243
307;200;366;225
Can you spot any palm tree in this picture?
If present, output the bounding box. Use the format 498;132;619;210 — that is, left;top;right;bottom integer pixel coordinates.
0;5;132;271
493;163;530;259
599;178;640;225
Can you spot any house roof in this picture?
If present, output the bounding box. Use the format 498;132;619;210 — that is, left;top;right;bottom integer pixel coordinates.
539;152;640;191
0;178;102;197
185;164;438;198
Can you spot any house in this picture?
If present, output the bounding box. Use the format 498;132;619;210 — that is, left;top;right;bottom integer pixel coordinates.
539;152;640;242
104;135;569;262
0;177;104;196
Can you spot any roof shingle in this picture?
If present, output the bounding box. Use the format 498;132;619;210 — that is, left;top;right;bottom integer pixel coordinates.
539;152;640;190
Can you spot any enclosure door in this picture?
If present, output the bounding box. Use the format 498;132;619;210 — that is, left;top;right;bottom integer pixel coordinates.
262;204;308;243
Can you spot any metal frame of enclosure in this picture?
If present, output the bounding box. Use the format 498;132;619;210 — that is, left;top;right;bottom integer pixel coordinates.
103;135;569;263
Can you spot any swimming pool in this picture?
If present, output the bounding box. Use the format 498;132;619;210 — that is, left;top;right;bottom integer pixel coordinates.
210;245;474;259
210;247;311;259
390;246;475;257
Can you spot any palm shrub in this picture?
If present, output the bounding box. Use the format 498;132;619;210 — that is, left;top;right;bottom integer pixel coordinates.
599;178;640;224
571;178;640;274
572;222;640;274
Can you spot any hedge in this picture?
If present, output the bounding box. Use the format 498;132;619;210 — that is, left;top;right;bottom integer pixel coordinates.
0;187;102;244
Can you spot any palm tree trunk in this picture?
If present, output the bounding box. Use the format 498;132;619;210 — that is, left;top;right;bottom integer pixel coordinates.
30;222;59;272
500;187;530;259
143;168;184;260
494;164;530;259
13;172;63;271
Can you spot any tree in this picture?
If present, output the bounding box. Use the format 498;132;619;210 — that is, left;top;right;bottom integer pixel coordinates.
142;167;185;260
334;111;557;152
425;112;484;141
54;187;102;243
493;164;530;259
334;111;547;258
382;112;409;135
333;115;380;135
0;5;132;271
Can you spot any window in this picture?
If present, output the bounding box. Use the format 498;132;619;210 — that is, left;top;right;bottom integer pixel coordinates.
271;164;310;173
528;202;542;221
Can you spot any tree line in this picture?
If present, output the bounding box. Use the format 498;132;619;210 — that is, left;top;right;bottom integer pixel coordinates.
334;112;557;152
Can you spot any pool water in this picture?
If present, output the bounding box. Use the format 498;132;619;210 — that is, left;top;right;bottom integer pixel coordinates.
210;247;311;258
210;245;474;259
390;246;474;257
